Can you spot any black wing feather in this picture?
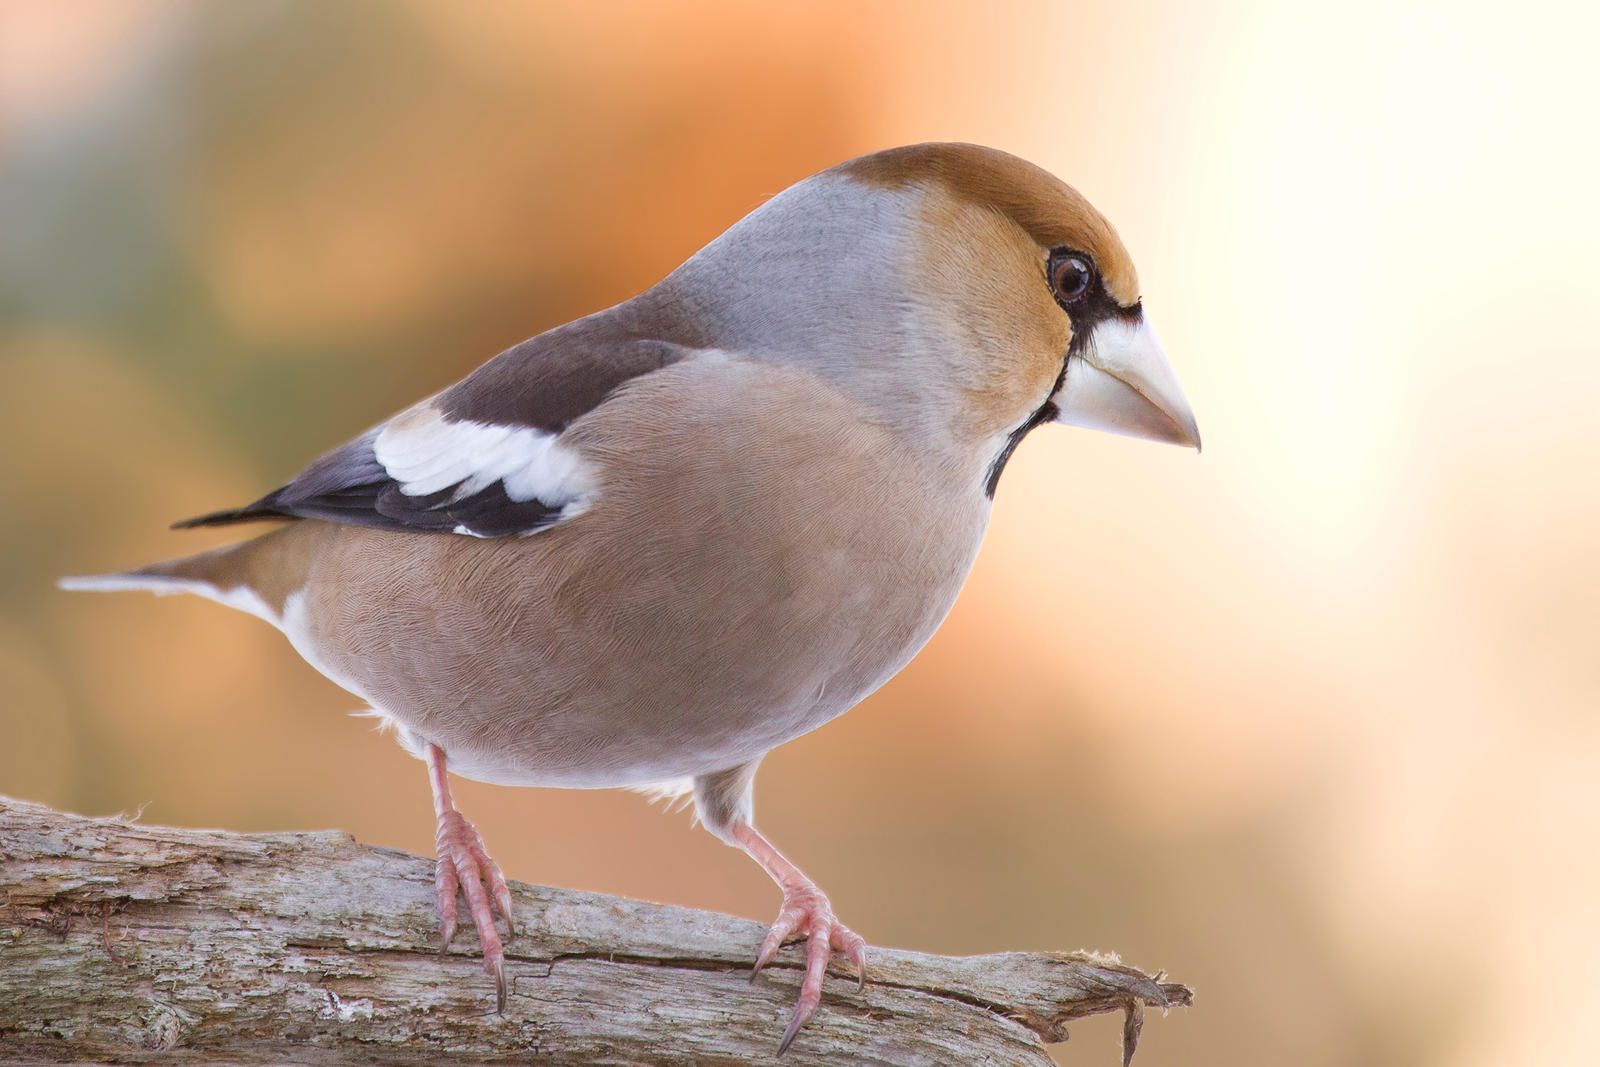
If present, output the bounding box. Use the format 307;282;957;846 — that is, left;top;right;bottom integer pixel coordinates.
172;435;564;536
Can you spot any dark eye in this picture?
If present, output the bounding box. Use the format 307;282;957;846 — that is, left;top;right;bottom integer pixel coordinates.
1048;251;1093;304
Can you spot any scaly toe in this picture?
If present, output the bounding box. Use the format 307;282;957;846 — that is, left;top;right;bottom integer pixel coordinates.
434;855;461;951
752;909;804;980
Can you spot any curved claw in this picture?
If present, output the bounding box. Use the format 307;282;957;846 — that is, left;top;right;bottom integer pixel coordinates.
488;953;507;1015
777;1005;811;1057
840;929;868;991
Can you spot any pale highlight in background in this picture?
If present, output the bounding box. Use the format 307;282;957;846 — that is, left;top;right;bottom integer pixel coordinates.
2;3;1596;1065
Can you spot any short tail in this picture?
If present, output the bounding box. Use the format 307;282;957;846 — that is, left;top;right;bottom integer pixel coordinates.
58;539;290;626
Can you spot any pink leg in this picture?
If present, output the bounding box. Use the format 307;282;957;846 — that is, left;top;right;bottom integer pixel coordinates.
729;820;868;1055
426;742;515;1012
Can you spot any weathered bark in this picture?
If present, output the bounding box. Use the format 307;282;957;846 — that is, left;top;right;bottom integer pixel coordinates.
0;796;1190;1065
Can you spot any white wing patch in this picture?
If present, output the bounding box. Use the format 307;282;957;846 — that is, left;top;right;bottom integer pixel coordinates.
373;402;594;513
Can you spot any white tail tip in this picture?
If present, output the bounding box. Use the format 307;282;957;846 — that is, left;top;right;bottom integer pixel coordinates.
57;572;278;625
58;573;172;594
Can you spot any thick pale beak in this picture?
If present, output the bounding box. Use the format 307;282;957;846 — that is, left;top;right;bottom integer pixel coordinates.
1053;312;1201;450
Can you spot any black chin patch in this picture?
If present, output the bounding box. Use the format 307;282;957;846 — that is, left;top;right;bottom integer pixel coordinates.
984;364;1066;499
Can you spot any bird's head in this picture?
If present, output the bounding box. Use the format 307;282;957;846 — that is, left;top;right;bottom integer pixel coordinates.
653;142;1199;491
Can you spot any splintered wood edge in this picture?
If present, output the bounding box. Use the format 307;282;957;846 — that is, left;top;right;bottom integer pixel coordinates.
0;796;1191;1065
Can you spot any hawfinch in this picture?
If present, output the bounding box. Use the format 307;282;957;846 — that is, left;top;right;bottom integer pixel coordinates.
65;143;1199;1052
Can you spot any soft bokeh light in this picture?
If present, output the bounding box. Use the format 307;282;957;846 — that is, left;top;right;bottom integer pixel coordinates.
4;3;1596;1065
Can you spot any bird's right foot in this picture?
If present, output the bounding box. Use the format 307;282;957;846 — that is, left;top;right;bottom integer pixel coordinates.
427;741;515;1013
434;808;514;1010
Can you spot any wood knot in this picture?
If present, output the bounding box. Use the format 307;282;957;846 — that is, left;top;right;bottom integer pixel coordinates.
139;1004;192;1051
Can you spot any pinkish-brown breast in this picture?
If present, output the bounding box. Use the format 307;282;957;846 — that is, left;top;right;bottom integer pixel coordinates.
287;354;991;788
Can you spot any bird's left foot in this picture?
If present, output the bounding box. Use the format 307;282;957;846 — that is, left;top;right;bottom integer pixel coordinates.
751;878;868;1055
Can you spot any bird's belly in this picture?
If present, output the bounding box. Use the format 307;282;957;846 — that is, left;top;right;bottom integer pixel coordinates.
293;517;982;791
391;667;881;791
350;564;966;790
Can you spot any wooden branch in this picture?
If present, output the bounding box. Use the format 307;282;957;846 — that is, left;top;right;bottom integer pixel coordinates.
0;796;1190;1064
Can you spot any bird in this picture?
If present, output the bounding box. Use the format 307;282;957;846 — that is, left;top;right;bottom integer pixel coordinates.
62;142;1199;1053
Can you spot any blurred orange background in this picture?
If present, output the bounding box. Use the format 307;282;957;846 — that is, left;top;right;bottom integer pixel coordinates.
4;2;1597;1064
